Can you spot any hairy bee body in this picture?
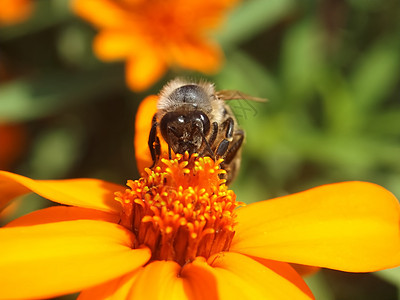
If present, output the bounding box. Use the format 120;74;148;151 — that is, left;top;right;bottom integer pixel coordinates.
148;78;256;185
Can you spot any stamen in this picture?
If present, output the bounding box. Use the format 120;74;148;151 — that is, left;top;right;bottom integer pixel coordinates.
115;153;242;266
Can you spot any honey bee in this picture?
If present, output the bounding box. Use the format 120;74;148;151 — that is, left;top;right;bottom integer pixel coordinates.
148;78;265;185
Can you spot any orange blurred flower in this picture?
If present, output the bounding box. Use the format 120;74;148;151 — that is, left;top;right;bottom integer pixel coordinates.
71;0;238;91
0;0;33;25
0;97;400;299
0;123;26;171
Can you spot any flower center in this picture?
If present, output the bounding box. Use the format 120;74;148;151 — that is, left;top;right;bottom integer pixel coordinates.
115;153;241;266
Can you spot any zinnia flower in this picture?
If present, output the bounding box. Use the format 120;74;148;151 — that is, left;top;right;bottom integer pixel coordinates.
0;96;400;299
0;0;33;25
71;0;238;91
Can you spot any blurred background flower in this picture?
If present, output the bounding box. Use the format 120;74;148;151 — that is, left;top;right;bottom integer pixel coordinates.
0;0;34;26
71;0;239;91
0;0;399;299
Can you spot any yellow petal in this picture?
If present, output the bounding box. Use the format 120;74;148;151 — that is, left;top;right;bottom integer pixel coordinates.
0;219;151;299
251;257;314;298
123;255;309;300
0;171;124;213
5;206;120;228
78;271;140;300
128;261;188;299
206;252;313;300
125;50;167;91
231;181;400;272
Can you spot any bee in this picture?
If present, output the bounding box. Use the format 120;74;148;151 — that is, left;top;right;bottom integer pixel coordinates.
148;78;265;185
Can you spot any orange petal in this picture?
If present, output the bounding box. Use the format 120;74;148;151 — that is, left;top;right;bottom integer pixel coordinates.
181;257;219;300
125;50;167;91
201;252;313;299
0;0;33;25
134;95;158;173
231;181;400;272
135;96;168;173
128;261;188;299
78;271;140;300
0;219;151;299
171;39;223;73
71;0;130;29
5;206;120;228
134;95;170;173
0;197;21;220
0;171;124;213
127;259;221;299
93;30;142;61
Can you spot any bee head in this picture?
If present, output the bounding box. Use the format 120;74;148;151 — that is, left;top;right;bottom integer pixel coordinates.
160;110;211;155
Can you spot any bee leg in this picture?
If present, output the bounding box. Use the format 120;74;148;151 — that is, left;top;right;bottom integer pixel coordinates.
208;122;219;146
148;115;161;168
215;117;235;158
203;122;218;158
216;140;230;157
223;117;234;139
223;130;244;165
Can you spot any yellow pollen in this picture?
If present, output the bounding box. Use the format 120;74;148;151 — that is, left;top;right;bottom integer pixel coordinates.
115;153;242;266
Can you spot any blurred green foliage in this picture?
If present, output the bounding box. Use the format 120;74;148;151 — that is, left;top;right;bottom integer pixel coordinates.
0;0;399;299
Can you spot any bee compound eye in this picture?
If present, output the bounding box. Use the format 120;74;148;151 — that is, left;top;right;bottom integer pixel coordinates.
160;112;177;140
177;115;185;123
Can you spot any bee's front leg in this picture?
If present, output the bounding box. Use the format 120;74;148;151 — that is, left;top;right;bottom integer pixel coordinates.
148;115;161;168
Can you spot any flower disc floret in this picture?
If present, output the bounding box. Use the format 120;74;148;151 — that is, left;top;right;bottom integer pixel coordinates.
115;153;241;265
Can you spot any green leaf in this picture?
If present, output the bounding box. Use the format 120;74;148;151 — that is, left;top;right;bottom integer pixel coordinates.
317;70;361;135
351;37;400;110
26;126;84;179
217;0;295;45
214;47;279;101
280;18;323;102
376;268;400;291
368;109;400;137
0;65;125;122
305;273;335;300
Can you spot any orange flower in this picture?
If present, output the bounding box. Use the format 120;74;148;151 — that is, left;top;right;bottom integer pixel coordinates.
0;0;33;25
0;97;400;299
71;0;237;91
0;123;26;171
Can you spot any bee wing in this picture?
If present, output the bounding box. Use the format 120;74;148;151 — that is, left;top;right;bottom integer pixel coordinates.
215;90;267;102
